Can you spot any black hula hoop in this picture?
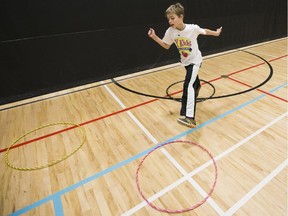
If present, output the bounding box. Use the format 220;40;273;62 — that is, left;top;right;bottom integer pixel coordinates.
165;79;216;103
111;50;273;102
111;78;215;103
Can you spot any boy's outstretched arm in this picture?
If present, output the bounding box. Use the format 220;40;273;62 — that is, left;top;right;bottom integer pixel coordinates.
204;27;223;36
148;28;171;49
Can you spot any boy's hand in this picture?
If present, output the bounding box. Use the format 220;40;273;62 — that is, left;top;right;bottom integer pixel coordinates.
147;28;171;49
204;27;223;36
148;28;156;38
216;27;222;36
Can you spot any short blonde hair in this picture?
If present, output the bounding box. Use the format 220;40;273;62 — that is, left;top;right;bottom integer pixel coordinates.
165;3;185;18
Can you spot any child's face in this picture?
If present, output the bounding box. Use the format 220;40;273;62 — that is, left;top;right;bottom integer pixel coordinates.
166;13;184;29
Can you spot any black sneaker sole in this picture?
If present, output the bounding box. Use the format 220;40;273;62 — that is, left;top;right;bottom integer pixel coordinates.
177;119;197;128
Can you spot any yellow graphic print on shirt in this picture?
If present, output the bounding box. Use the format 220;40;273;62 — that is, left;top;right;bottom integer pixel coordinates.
174;37;192;58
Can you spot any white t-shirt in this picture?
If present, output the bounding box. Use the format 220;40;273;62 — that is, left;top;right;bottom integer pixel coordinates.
162;24;206;66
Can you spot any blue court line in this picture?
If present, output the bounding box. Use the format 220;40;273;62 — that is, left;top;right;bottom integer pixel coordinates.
53;196;64;216
9;82;287;216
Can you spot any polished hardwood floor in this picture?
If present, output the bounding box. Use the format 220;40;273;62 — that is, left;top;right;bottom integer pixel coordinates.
0;38;287;216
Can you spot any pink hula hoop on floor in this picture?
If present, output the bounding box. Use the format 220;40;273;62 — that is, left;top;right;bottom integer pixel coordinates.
136;140;218;213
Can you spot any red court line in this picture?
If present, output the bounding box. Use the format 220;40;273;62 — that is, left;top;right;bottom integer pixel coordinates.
223;54;287;76
228;62;265;76
269;54;287;62
227;54;287;76
228;77;288;102
0;98;158;153
1;53;287;153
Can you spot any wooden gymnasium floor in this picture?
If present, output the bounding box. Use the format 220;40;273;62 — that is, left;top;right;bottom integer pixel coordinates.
0;38;287;216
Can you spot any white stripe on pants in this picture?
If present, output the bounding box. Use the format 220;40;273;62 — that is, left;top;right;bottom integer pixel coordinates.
182;63;201;118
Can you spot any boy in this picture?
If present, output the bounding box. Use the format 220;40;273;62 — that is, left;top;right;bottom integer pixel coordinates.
148;2;222;128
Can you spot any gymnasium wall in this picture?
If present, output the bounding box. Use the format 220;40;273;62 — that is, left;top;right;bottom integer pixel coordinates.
0;0;287;105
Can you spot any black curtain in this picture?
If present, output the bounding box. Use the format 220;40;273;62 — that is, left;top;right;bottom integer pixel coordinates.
0;0;286;104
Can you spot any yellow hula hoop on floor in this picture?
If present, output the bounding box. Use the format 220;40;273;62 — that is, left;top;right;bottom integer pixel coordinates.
5;122;87;171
